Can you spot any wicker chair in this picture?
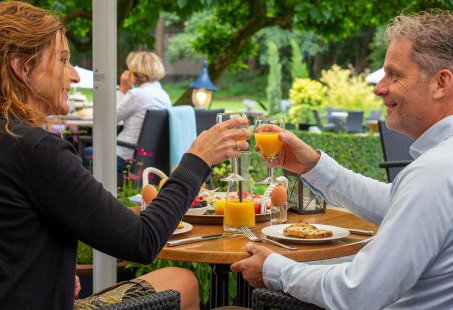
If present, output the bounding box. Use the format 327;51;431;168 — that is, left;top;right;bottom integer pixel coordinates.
378;121;413;182
252;288;323;310
101;289;180;310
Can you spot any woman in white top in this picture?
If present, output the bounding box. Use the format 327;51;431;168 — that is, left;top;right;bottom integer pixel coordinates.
116;51;171;169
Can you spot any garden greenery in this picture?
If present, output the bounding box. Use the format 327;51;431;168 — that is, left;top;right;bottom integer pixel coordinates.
265;40;282;115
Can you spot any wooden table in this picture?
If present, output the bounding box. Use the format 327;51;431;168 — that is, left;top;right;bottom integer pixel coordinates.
158;208;377;307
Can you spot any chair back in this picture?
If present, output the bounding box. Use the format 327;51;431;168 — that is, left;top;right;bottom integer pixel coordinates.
344;111;364;133
195;108;225;135
135;109;170;177
311;109;322;128
378;121;413;182
368;109;382;121
326;108;342;123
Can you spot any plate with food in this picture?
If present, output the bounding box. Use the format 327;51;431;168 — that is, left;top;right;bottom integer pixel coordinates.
262;223;350;243
183;193;271;225
173;222;193;235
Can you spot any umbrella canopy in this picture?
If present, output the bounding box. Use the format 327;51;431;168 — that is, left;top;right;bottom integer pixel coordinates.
366;68;384;84
72;66;93;89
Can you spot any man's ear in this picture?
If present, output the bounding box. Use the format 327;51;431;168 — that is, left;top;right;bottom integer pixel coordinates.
10;57;29;82
432;69;453;100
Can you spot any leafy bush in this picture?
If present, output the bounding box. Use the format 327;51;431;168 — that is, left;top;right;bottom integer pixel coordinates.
292;130;386;181
288;78;326;124
320;65;382;112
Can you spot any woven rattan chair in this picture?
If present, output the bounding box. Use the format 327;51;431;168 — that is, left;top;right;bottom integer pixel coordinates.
252;288;323;310
100;289;180;310
378;120;413;182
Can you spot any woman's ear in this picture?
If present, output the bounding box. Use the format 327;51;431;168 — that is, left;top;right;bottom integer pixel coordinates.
10;57;29;82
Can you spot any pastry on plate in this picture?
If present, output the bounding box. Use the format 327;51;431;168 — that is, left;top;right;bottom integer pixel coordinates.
283;223;333;239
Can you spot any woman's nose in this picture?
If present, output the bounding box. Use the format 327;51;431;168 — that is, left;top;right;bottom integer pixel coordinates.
69;64;80;84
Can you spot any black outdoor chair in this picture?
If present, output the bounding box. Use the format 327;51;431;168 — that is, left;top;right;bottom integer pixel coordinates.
344;111;364;133
312;109;336;131
101;289;180;310
78;109;171;185
378;120;413;182
368;109;382;121
195;108;224;135
252;288;323;310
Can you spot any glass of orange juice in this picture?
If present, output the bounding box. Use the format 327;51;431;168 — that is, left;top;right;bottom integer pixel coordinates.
223;178;255;232
254;117;285;184
216;112;249;182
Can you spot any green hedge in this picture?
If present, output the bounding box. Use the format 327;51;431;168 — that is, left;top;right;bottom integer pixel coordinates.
250;130;386;183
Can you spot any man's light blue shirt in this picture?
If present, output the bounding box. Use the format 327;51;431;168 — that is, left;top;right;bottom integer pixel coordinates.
263;116;453;309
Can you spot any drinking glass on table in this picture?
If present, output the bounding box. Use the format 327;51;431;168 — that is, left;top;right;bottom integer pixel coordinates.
254;117;285;184
223;152;255;232
216;112;249;182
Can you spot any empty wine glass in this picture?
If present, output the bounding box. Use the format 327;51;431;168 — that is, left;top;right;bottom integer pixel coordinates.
254;116;285;184
216;112;249;182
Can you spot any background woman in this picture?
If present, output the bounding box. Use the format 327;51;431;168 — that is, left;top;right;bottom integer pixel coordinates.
116;51;172;170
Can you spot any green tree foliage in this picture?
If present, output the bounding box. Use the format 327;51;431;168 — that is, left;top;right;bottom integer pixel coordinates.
266;40;282;115
289;38;308;81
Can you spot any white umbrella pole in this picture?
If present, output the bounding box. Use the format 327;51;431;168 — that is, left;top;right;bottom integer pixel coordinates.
92;0;117;292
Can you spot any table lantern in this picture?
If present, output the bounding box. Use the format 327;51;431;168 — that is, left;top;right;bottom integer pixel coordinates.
284;169;326;214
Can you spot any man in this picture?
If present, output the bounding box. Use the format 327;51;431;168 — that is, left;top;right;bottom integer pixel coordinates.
231;10;453;309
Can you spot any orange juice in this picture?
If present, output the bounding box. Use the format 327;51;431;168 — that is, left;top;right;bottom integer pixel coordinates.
254;132;283;157
223;200;255;230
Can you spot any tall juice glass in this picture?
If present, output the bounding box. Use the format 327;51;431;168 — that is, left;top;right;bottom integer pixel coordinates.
216;112;249;182
254;117;285;184
223;151;255;232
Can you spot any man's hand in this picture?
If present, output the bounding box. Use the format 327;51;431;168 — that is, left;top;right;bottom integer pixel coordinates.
255;125;320;174
74;275;81;299
230;243;274;288
188;117;251;166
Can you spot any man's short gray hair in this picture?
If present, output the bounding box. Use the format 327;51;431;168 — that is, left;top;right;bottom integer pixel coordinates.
386;9;453;76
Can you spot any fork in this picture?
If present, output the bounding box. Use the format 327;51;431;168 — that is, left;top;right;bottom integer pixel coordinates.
241;226;298;250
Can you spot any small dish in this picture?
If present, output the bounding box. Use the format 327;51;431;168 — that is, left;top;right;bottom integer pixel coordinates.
173;222;193;235
185;205;209;216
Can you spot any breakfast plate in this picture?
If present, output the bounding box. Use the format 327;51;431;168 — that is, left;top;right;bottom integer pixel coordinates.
262;224;350;244
173;222;193;235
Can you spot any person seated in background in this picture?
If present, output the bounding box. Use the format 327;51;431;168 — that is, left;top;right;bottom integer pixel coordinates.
0;2;250;309
232;10;453;309
116;51;172;171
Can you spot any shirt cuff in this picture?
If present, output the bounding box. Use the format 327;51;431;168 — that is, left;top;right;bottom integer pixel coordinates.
300;151;339;194
263;253;300;290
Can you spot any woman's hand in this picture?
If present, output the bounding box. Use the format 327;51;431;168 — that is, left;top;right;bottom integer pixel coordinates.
119;70;135;93
255;125;320;174
188;117;251;166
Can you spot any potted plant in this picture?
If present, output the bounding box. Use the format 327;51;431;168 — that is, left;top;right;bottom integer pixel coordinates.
288;78;326;130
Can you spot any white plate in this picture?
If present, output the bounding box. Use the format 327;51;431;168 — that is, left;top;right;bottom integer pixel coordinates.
262;223;350;243
173;222;193;235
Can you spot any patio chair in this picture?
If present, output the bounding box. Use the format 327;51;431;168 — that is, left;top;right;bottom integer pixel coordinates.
344;111;364;133
252;288;323;310
368;109;382;121
195;108;224;135
101;289;180;310
78;109;171;185
312;109;336;132
378;121;413;182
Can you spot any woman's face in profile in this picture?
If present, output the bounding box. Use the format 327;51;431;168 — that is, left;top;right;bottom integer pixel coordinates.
28;31;80;115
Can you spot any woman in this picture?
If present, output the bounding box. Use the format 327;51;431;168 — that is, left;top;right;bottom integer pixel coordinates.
0;2;250;309
117;51;172;169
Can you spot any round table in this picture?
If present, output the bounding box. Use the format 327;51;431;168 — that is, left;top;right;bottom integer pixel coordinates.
157;209;378;307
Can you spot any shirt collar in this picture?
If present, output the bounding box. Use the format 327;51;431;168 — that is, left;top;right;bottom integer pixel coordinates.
139;81;161;89
410;115;453;159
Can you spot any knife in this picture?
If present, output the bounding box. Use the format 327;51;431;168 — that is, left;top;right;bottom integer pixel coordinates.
167;234;224;247
345;228;374;236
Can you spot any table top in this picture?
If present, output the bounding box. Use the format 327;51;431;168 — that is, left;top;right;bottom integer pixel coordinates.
158;209;378;264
